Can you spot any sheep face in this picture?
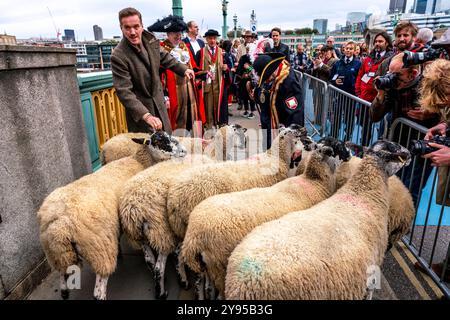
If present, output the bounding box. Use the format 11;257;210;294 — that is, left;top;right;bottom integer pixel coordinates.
132;131;187;161
228;124;248;150
366;140;412;177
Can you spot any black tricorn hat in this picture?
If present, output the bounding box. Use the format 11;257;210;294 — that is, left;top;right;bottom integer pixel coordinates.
204;29;221;37
147;15;187;33
253;52;285;87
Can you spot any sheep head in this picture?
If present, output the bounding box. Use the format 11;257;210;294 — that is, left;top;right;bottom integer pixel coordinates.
132;131;187;162
275;124;309;168
365;140;412;177
316;137;352;173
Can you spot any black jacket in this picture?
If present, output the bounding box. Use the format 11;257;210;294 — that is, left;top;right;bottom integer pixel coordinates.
265;43;290;62
255;68;304;127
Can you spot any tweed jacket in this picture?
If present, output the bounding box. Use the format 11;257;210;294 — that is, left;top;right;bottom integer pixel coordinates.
111;31;188;133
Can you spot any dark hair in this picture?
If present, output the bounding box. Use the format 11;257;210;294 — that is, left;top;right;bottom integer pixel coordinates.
394;20;418;37
187;21;196;29
321;45;334;53
221;40;232;53
271;27;282;36
119;7;142;26
373;31;393;51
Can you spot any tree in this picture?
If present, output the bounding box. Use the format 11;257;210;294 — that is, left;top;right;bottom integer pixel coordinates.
285;30;294;35
312;29;319;35
294;28;314;35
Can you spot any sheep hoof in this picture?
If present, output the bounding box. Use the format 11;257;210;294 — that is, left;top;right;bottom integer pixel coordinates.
157;291;168;300
61;289;69;300
178;279;191;291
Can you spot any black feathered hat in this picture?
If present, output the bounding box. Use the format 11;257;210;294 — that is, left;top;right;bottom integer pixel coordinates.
204;29;220;37
147;15;187;33
253;52;285;87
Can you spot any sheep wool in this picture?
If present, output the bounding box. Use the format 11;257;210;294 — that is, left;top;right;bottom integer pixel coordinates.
225;142;410;300
166;126;305;241
335;157;415;249
181;148;341;296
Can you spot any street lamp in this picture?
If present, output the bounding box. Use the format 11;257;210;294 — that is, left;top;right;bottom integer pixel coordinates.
233;14;238;39
222;0;229;40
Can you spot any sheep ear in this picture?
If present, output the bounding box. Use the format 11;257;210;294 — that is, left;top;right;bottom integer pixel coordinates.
243;128;248;133
345;141;365;157
132;138;150;145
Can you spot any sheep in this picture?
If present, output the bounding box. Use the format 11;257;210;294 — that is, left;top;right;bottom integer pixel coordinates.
37;131;186;300
100;124;247;164
118;125;247;299
225;140;412;300
180;137;352;298
166;124;308;244
335;148;415;250
298;143;415;251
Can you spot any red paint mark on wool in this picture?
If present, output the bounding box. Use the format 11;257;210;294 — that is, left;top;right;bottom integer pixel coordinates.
295;178;312;190
249;155;260;162
335;194;372;212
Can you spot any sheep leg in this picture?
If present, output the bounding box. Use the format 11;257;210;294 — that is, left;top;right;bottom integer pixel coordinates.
194;273;205;300
204;273;216;300
142;243;156;272
154;254;168;300
60;273;69;300
93;275;109;300
175;245;190;290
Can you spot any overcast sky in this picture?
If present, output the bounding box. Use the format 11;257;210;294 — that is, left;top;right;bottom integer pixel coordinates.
1;0;415;40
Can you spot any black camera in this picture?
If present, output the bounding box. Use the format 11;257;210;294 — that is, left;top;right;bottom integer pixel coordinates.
409;135;450;156
402;48;446;67
374;72;397;90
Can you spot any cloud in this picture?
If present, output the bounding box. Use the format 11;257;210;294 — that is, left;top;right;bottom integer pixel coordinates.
1;0;393;40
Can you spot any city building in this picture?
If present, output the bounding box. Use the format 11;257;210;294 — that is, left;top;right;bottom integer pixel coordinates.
346;12;367;26
93;25;103;41
64;43;88;68
413;0;428;14
63;29;75;42
389;0;407;13
0;34;17;45
433;0;450;13
372;11;450;34
313;19;328;34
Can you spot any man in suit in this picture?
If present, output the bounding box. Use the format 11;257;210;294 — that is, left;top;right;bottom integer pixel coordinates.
194;30;228;129
264;27;290;62
183;20;205;69
111;7;195;133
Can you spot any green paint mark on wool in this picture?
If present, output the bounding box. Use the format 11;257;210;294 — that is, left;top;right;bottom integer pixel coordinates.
238;257;263;279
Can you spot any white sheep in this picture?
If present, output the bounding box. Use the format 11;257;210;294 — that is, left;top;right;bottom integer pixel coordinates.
335;144;415;250
118;125;247;299
37;131;186;300
181;137;352;298
225;140;412;300
100;124;247;164
166;125;308;243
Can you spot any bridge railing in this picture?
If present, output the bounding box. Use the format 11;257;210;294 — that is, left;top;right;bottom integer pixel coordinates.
78;71;128;170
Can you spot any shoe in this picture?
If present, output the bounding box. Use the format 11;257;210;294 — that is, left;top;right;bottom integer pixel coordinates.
242;111;249;118
247;113;255;119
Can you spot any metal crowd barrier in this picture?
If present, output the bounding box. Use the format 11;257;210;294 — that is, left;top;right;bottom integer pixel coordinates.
389;118;450;299
298;71;328;138
299;72;449;298
324;84;381;147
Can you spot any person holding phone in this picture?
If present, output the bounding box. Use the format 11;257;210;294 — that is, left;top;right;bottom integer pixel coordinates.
329;41;361;95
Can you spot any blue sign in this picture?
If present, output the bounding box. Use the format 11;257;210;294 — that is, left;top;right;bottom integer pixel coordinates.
251;25;257;32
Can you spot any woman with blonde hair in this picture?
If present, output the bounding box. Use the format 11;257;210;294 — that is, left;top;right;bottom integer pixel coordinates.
416;59;450;282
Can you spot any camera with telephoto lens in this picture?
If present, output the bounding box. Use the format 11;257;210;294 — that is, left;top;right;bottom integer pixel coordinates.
402;48;447;67
409;127;450;156
374;72;398;90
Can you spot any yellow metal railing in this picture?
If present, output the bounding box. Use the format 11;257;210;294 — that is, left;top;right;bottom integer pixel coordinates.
91;88;128;149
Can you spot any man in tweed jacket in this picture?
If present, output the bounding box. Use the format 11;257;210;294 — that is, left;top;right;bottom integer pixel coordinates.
111;7;195;133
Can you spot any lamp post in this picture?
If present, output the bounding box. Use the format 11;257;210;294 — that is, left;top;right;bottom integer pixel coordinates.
172;0;183;18
233;14;238;39
222;0;229;39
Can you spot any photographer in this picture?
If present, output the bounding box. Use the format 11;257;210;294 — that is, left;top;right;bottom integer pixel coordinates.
371;54;440;204
414;59;450;282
